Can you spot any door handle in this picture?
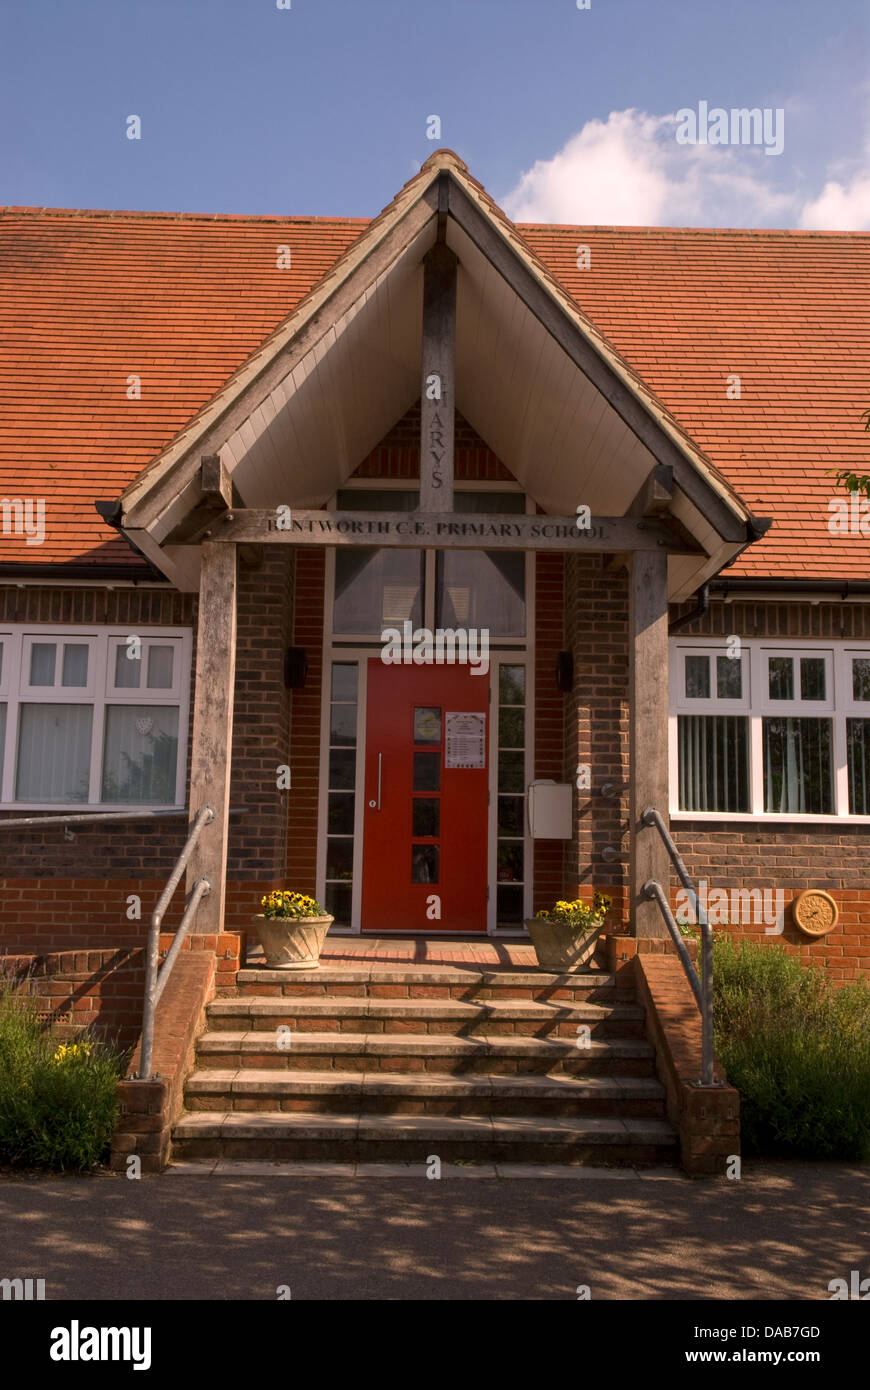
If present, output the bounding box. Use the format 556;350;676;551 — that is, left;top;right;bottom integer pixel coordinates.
368;753;382;810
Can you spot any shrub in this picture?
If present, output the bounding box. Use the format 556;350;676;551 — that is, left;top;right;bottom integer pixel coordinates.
0;979;125;1171
712;938;870;1159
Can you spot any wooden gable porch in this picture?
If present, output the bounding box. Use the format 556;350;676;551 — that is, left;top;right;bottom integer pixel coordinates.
110;151;762;946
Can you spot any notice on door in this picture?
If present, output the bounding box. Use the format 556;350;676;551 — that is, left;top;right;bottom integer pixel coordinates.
445;711;486;769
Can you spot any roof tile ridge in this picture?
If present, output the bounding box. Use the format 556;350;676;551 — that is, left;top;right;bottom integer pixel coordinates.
0;205;371;225
518;221;870;239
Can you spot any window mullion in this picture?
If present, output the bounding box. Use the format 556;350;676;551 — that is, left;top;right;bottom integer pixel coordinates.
89;635;109;804
2;630;22;802
425;550;436;631
833;710;849;816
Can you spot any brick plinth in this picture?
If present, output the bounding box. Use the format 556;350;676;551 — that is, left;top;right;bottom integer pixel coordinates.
110;950;216;1173
634;953;740;1176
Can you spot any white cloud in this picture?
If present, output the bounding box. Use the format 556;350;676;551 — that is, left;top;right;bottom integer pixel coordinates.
799;158;870;230
502;109;797;227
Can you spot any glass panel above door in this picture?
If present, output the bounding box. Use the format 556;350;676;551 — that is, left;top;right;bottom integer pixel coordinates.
334;547;424;634
436;551;525;637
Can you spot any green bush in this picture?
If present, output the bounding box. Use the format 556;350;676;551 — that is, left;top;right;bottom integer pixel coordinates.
0;979;125;1170
712;937;870;1159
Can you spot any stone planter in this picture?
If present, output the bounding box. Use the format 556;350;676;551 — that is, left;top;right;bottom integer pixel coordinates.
525;917;604;973
254;914;334;970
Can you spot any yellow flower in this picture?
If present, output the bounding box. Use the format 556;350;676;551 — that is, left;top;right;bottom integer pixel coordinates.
53;1040;92;1064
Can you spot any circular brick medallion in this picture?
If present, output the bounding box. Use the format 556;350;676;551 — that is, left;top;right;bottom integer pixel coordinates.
792;889;839;938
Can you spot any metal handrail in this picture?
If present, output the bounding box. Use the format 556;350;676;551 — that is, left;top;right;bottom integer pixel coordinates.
0;808;195;829
641;805;716;1087
1;807;249;829
137;804;215;1080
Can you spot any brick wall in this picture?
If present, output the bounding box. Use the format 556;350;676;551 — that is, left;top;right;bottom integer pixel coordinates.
4;946;146;1048
352;402;515;482
533;551;564;911
286;548;324;894
563;553;633;918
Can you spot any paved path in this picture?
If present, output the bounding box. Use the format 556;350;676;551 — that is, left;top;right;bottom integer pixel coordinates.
1;1160;867;1300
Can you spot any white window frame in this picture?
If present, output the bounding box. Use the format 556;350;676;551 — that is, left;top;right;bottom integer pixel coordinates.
673;644;751;712
21;634;101;698
670;637;870;823
0;625;192;811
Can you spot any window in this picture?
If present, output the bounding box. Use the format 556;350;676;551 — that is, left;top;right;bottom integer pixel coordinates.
671;641;868;819
436;552;525;637
323;663;358;926
330;488;527;639
0;627;191;809
333;549;425;635
496;663;526;924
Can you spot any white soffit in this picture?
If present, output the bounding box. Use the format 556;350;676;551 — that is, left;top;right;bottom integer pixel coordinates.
448;219;659;516
149;233;428;537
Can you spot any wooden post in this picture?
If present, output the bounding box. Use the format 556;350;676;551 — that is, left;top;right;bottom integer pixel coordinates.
186;541;237;934
629;550;671;937
419;242;457;513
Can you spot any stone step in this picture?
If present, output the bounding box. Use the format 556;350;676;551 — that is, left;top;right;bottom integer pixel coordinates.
234;967;623;1003
195;1030;657;1076
171;1110;678;1165
184;1068;667;1118
205;996;646;1039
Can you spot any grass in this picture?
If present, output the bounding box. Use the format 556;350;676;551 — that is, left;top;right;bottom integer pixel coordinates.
0;977;126;1171
711;937;870;1160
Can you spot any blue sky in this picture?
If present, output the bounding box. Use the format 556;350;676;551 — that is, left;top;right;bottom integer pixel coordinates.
1;0;868;227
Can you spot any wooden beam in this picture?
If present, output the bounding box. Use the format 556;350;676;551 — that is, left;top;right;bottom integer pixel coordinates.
201;509;702;554
162;455;234;544
200;454;232;509
186;542;237;935
628;464;673;517
420;242;457;513
628;550;671;938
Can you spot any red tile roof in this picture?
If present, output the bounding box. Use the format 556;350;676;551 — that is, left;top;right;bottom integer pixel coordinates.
0;204;867;581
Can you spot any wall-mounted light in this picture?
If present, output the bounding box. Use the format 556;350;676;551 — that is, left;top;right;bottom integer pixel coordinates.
283;647;308;690
556;651;574;693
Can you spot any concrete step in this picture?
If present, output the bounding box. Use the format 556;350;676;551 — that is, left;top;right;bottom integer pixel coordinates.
195;1030;657;1076
234;967;623;1003
205;996;646;1039
184;1068;667;1117
171;1110;678;1166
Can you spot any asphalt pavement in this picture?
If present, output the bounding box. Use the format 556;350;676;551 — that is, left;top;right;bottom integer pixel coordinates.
1;1159;868;1300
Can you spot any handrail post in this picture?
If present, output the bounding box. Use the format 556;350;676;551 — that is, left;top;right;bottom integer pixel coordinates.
3;803;240;1084
137;804;215;1081
641;805;716;1087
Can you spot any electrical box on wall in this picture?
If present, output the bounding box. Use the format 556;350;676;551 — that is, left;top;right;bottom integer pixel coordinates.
527;780;573;839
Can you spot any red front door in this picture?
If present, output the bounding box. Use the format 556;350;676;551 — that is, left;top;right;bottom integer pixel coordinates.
361;660;489;932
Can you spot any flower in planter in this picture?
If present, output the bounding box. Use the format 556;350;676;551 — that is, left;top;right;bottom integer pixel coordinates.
534;892;612;929
260;890;325;920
